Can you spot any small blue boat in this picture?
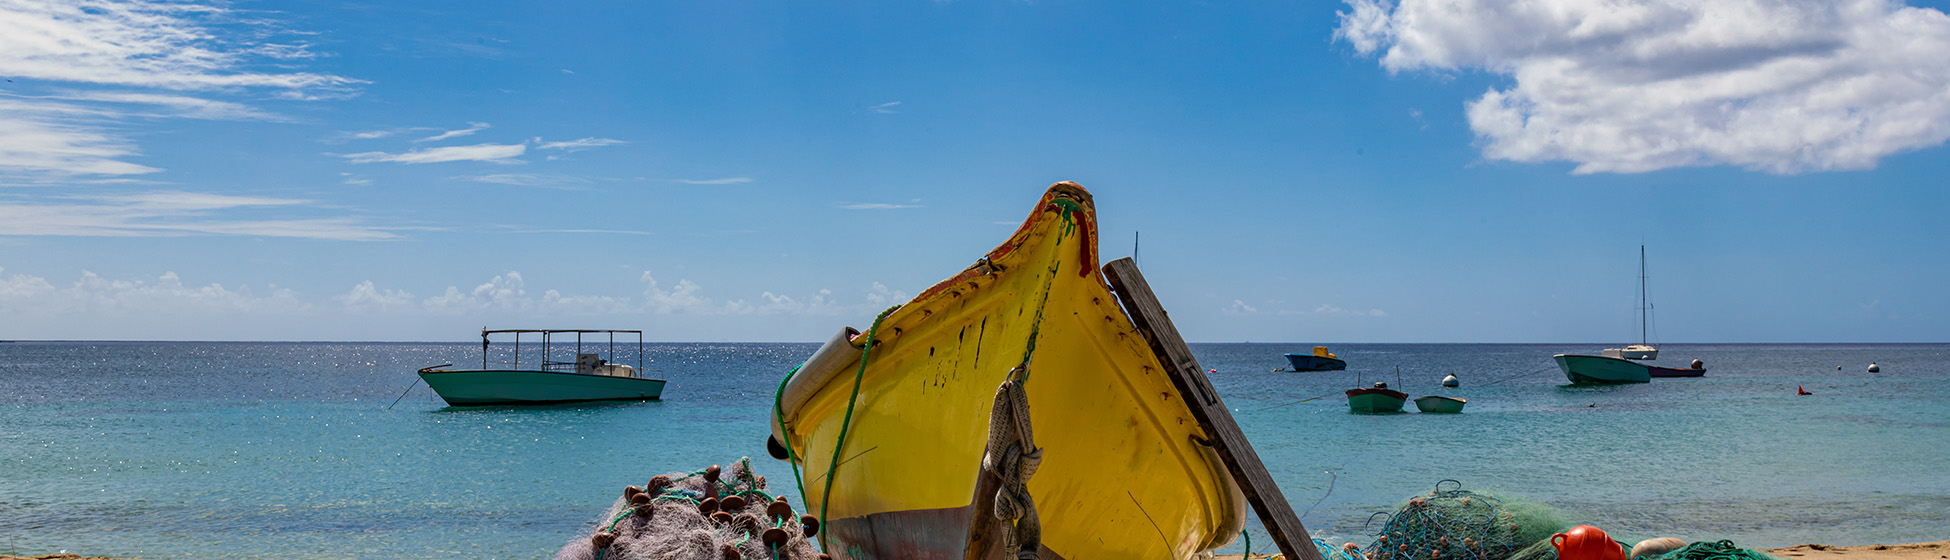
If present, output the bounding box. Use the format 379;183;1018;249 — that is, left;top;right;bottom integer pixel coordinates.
1284;346;1348;371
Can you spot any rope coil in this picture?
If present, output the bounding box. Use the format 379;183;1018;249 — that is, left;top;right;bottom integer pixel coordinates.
984;365;1044;559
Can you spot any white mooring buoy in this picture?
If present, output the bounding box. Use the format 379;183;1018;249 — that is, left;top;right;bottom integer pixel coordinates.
1441;373;1459;388
1868;362;1880;373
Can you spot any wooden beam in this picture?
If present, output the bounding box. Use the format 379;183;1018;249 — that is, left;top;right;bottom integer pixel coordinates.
1103;257;1322;560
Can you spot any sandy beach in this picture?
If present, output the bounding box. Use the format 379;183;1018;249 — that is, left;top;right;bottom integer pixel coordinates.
1211;541;1950;560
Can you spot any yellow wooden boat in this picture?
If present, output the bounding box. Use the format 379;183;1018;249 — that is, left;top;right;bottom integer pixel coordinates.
770;182;1247;559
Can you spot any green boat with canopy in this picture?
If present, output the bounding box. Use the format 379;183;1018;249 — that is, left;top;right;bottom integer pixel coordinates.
418;329;666;406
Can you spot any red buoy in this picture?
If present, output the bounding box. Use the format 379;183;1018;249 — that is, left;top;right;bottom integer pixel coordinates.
1797;385;1812;396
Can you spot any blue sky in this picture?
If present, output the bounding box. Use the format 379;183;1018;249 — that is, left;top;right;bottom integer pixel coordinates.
2;0;1947;342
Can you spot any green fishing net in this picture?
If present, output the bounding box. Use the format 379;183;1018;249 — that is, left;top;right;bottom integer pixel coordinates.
1361;481;1568;560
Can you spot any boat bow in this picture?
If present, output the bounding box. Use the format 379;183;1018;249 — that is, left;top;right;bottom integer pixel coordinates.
772;182;1247;559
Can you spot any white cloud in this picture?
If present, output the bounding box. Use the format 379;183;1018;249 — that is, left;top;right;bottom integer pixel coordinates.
0;0;359;91
452;173;591;188
671;177;753;185
863;282;909;307
1227;299;1259;314
838;202;922;210
41;91;289;121
1336;0;1950;174
343;143;527;164
0;99;160;177
416;122;490;143
0;0;357;179
1311;304;1389;317
336;280;414;311
868;101;901;114
0;268;308;317
0;191;402;241
536;137;625;151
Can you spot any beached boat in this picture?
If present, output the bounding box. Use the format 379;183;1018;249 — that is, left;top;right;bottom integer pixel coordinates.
1413;395;1466;413
1601;246;1660;361
417;329;664;406
1347;383;1408;413
1553;353;1651;385
1285;346;1348;371
768;183;1248;559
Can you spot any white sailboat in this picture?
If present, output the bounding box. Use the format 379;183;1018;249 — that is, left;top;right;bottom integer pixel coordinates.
1602;245;1658;361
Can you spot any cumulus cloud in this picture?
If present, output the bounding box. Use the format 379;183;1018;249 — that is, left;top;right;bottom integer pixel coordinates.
0;268;308;317
1227;299;1259;315
343;143;527;164
336;280;415;311
1;267;918;337
1336;0;1950;174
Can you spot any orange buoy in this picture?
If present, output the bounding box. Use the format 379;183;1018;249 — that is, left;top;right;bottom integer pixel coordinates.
1551;525;1626;560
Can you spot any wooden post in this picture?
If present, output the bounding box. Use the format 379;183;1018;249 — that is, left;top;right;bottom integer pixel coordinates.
1103;257;1322;560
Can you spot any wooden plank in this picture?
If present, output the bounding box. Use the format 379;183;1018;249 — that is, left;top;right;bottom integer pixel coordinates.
1103;257;1322;560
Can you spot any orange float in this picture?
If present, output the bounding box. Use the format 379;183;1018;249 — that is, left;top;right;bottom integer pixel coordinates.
1552;525;1627;560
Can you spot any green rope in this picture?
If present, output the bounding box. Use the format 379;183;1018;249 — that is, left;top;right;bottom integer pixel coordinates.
817;305;900;552
772;363;810;511
1244;529;1252;558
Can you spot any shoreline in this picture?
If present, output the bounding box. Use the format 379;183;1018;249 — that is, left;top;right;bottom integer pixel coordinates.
4;541;1944;560
1211;541;1950;560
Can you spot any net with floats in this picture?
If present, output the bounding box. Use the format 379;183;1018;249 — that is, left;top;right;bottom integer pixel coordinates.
552;457;828;560
1360;481;1566;560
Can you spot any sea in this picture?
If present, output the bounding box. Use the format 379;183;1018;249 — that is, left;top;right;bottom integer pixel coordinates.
2;342;1945;559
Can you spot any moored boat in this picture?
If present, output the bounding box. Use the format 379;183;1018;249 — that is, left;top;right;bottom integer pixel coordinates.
1553;353;1651;385
1347;382;1408;413
1285;346;1348;371
1413;395;1466;413
768;183;1247;559
1601;246;1661;361
417;329;665;406
1646;363;1705;377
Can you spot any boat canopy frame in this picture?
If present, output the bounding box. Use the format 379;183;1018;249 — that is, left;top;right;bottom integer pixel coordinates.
478;329;648;375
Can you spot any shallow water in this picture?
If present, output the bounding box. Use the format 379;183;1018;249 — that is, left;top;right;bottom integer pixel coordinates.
1;342;1943;559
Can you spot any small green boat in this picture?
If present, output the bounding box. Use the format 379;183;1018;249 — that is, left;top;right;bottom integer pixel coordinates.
1347;383;1408;413
1413;395;1466;413
1553;353;1651;385
418;329;666;406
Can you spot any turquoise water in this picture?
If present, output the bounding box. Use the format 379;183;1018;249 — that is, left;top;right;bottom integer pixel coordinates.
2;342;1944;559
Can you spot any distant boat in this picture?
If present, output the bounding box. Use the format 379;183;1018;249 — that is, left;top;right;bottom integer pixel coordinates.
1553;354;1651;384
1602;246;1660;361
1646;361;1705;378
1413;395;1466;413
418;329;666;406
1347;382;1408;413
1285;346;1347;371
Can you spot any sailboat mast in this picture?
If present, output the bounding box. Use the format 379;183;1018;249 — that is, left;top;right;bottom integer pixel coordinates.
1639;245;1647;346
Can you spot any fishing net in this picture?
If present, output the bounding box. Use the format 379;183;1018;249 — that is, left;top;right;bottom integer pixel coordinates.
1361;481;1567;560
1639;541;1778;560
552;457;828;560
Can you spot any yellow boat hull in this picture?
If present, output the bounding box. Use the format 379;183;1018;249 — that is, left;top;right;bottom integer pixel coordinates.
774;182;1246;559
